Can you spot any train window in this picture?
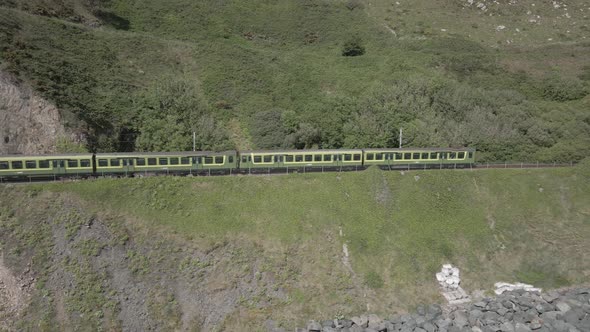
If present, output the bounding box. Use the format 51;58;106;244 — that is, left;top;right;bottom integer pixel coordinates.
253;156;262;163
242;156;248;163
274;156;280;162
324;155;332;162
136;158;146;166
413;153;420;159
11;161;23;169
305;155;312;162
394;153;401;160
440;153;447;159
53;160;64;168
148;158;157;165
366;153;374;160
81;159;91;167
450;152;456;159
203;157;213;164
229;156;234;163
286;155;293;162
388;153;395;160
421;153;428;159
215;156;224;164
403;153;411;160
344;154;352;161
458;152;465;159
334;155;340;161
67;160;78;168
375;153;383;160
158;158;168;165
353;154;361;161
0;161;8;169
110;159;120;167
98;159;108;167
295;155;303;162
430;153;437;159
263;155;272;163
25;160;37;169
38;160;50;168
468;152;473;159
181;157;191;165
314;155;322;162
170;158;179;165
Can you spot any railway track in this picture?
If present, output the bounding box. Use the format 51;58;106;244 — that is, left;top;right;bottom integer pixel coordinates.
0;162;577;185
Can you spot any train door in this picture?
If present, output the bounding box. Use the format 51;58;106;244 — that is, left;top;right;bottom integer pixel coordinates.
274;155;283;169
52;160;66;175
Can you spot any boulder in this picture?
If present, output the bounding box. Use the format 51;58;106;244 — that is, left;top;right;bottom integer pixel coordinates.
555;302;571;313
307;320;322;332
514;323;532;332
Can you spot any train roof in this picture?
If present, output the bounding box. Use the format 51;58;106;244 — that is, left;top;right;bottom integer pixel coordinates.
0;153;93;159
240;149;362;154
363;147;475;152
95;151;236;157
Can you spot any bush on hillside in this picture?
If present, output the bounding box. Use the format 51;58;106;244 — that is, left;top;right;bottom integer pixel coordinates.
541;76;587;102
342;39;365;56
345;0;364;11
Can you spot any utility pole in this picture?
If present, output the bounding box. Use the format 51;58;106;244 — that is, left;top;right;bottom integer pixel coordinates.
193;132;196;151
399;128;403;148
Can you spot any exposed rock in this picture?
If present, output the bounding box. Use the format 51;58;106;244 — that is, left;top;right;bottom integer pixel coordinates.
296;287;590;332
495;282;542;295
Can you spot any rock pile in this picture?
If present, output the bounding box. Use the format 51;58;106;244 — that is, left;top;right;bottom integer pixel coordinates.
436;264;471;305
291;287;590;332
494;282;542;295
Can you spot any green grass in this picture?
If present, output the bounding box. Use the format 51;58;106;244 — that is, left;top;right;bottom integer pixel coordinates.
2;164;589;329
45;165;590;300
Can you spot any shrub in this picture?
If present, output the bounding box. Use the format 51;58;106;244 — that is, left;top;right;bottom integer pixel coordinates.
341;39;365;57
541;76;587;101
345;0;364;11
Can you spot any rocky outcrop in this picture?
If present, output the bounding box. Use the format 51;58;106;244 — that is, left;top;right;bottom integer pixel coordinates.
0;72;84;154
294;287;590;332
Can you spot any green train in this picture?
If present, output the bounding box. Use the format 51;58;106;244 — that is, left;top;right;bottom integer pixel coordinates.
0;148;475;181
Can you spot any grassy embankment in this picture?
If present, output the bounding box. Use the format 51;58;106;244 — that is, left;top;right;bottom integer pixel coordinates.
1;165;588;330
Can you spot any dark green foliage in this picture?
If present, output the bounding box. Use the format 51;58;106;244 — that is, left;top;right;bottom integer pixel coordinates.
134;79;233;152
541;76;588;102
0;1;588;162
341;38;365;56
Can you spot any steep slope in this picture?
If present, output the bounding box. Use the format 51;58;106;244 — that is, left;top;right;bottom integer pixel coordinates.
1;165;589;330
0;0;588;160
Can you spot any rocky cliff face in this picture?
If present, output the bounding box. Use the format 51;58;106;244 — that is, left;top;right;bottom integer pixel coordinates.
0;72;83;155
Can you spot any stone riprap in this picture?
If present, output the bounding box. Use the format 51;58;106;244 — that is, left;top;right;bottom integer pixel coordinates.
290;287;590;332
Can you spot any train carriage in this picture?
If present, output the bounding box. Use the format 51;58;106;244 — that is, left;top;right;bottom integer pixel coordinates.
238;149;364;173
94;151;237;176
363;148;475;170
0;154;94;181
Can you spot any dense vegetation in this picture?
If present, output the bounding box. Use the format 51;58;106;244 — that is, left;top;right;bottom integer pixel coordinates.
0;0;589;161
1;164;589;330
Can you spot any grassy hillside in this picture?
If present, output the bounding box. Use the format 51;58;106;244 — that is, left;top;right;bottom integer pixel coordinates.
1;164;589;330
0;0;589;160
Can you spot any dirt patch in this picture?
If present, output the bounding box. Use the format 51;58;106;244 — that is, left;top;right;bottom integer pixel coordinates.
0;254;31;331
